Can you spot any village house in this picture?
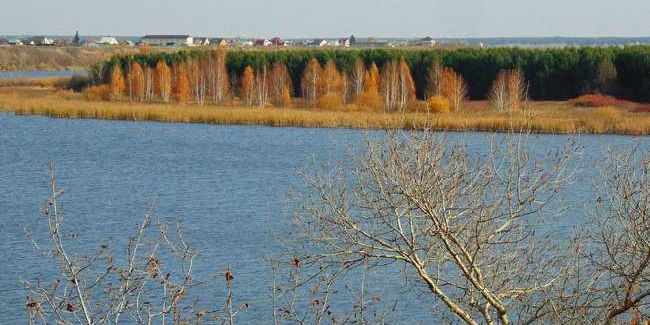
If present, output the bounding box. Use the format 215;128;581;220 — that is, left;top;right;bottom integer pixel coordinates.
25;36;54;46
8;39;23;46
270;37;285;46
254;39;272;46
210;38;230;47
413;36;437;47
141;35;193;46
193;37;210;46
338;38;351;47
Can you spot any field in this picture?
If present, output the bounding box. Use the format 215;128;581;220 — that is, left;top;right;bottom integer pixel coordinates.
0;46;139;71
0;87;648;135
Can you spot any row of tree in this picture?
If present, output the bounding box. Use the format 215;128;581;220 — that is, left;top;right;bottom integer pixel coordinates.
107;51;480;112
95;46;650;103
108;50;229;105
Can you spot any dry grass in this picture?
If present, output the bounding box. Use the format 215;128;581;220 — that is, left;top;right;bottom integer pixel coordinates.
0;47;142;71
0;88;649;135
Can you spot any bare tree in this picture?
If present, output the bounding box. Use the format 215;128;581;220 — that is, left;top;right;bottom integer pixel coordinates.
579;147;650;324
22;162;246;325
490;69;528;111
292;131;581;324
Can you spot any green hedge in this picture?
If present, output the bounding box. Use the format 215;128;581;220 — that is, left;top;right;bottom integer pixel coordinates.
94;46;650;102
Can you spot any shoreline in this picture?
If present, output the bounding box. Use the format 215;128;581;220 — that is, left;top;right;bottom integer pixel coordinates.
1;88;649;135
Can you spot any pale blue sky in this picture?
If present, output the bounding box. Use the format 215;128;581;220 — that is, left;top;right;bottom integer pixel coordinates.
2;0;649;37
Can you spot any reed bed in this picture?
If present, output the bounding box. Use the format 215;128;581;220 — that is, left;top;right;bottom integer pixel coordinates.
0;88;648;135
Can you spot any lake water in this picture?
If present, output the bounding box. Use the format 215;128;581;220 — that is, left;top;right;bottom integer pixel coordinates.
0;70;88;79
0;113;648;323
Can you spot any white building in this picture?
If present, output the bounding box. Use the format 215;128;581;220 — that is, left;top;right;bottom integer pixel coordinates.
140;35;193;46
95;36;119;46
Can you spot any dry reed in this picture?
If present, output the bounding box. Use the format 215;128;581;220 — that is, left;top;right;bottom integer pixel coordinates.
0;88;648;135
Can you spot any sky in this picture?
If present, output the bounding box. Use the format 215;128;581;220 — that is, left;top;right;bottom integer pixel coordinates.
2;0;649;38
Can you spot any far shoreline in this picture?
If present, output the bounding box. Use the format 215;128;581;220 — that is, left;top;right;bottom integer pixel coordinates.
1;88;648;136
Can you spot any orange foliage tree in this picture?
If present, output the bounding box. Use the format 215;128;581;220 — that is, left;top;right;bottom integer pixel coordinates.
354;62;382;110
173;62;191;103
439;67;468;111
240;66;255;106
109;64;125;100
317;59;343;109
154;60;172;103
128;62;145;102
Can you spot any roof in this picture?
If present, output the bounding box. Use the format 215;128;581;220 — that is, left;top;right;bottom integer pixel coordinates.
142;35;191;39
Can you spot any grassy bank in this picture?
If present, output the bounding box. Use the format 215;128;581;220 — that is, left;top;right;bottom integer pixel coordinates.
0;88;649;135
0;47;140;71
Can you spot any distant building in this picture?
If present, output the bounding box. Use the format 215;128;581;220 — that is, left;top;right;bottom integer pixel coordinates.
270;37;285;46
210;38;230;47
52;39;70;47
255;39;272;47
25;36;54;46
194;37;210;46
0;39;9;46
8;39;23;46
338;38;351;47
141;35;193;46
305;39;329;46
95;36;119;46
413;37;437;47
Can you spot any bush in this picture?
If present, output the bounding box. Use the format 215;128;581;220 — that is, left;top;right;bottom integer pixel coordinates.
84;85;111;101
427;96;451;114
633;104;650;113
316;93;343;110
354;91;383;111
570;94;622;107
65;75;91;92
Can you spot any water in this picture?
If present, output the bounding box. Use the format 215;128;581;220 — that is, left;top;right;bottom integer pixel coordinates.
0;70;88;79
0;113;648;323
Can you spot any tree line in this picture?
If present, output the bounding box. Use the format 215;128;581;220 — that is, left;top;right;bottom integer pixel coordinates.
94;46;650;106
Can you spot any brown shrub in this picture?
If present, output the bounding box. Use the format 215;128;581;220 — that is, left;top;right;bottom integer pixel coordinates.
84;85;111;101
570;94;622;107
316;93;343;110
354;91;383;111
426;96;451;114
633;104;650;113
